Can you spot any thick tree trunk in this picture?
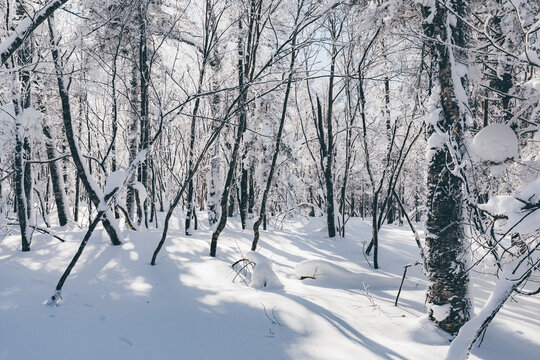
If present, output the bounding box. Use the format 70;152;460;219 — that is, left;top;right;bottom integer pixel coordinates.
423;0;472;335
185;60;208;235
206;3;223;227
324;37;337;239
12;0;33;251
240;163;249;229
210;107;246;256
207;51;222;226
14;126;30;251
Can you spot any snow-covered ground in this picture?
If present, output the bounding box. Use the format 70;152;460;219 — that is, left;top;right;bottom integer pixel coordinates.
1;214;538;360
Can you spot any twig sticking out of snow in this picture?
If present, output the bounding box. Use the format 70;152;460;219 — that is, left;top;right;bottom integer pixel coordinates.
395;262;421;306
232;258;255;286
261;303;281;326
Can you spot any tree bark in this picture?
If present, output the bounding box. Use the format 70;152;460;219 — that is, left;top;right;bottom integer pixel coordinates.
48;16;122;245
423;0;472;335
43;125;69;226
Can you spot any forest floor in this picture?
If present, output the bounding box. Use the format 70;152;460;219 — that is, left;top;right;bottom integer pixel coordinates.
0;214;538;360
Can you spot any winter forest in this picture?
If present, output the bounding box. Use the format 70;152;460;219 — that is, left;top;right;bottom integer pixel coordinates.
0;0;539;359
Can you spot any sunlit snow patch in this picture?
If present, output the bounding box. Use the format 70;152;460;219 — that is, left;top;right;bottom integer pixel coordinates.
126;276;152;295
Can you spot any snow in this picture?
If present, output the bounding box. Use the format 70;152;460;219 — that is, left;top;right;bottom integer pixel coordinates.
470;123;519;163
104;171;128;197
524;78;540;92
429;303;452;322
295;259;353;279
133;181;147;205
446;249;540;360
245;251;283;289
479;176;540;234
0;215;538;360
426;132;446;162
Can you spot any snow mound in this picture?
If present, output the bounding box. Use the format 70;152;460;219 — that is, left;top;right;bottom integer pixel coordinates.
295;259;405;289
406;316;451;345
295;259;355;280
245;252;283;290
471;124;518;163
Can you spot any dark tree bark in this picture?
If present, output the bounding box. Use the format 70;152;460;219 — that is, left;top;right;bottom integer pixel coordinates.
11;0;34;251
48;16;122;245
137;0;150;229
186;0;216;234
207;43;222;227
43;125;69;226
14;121;30;251
423;0;472;335
126;43;140;221
210;108;246;257
323;24;338;239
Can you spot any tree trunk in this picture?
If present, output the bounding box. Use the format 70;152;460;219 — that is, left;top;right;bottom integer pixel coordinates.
43;125;69;226
207;56;222;226
137;0;150;229
210;105;246;256
48;16;122;245
251;31;297;251
126;43;139;221
423;0;472;335
324;34;337;239
12;0;33;251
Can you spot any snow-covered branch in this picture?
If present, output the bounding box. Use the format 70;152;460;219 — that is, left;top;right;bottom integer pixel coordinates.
0;0;69;66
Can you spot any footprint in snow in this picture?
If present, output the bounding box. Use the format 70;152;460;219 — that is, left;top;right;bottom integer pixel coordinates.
118;337;133;346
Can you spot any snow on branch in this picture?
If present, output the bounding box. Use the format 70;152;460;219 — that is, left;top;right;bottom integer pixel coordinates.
0;0;69;66
479;177;540;235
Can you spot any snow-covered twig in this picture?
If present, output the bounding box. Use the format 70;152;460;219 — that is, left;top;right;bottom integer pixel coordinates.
0;0;69;66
